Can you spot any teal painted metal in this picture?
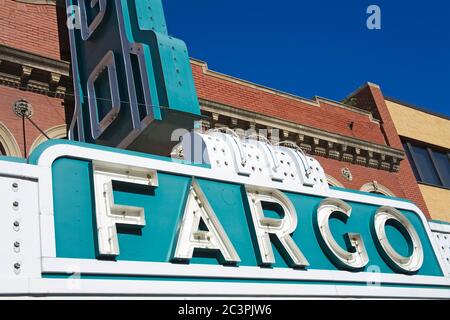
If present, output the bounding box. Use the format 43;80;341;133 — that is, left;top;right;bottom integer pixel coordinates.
28;138;210;169
0;156;27;163
66;0;200;149
50;155;443;277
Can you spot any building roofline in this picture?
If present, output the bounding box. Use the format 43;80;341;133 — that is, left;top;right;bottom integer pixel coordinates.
190;58;378;123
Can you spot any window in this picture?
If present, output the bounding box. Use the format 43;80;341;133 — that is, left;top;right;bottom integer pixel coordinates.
403;139;450;189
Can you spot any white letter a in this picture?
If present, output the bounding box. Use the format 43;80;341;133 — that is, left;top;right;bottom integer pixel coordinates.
172;178;241;264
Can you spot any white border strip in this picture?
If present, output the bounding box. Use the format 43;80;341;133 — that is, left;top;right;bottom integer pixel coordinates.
42;258;450;287
429;222;450;234
0;278;448;299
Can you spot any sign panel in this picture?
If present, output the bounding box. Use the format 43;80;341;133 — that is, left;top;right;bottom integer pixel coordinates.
0;139;448;298
66;0;200;154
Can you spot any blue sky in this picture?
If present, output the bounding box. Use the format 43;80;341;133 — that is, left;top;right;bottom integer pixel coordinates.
163;0;450;117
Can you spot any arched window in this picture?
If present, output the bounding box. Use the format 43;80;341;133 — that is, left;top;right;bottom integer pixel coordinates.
29;124;68;154
0;122;22;157
360;181;396;197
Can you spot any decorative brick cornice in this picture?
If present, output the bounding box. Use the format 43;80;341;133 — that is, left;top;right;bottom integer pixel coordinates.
200;98;405;172
0;45;69;98
13;0;56;5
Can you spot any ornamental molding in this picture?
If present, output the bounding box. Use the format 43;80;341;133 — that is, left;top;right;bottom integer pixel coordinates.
0;121;22;157
360;181;396;197
341;168;353;181
0;45;69;98
29;124;68;153
200;99;405;172
13;0;56;5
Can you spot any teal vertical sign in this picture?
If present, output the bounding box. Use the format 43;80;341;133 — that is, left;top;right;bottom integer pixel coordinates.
66;0;200;153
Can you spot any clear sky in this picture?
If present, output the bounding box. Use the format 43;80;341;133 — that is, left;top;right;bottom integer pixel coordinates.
163;0;450;117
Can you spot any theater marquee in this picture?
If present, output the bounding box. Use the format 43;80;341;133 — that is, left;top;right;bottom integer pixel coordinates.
0;137;449;298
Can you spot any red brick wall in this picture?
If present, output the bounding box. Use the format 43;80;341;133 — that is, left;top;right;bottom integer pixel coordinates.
350;84;403;149
318;156;405;197
0;0;61;59
192;62;387;146
349;84;430;217
0;85;65;156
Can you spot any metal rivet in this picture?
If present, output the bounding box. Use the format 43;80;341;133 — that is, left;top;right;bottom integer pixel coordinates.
13;201;19;208
14;241;20;248
14;264;21;274
12;183;18;188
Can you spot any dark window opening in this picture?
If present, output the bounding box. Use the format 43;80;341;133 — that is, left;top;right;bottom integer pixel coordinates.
402;139;450;189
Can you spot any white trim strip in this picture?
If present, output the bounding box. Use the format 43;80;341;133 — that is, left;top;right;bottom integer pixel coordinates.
1;278;444;299
429;222;450;234
42;258;450;287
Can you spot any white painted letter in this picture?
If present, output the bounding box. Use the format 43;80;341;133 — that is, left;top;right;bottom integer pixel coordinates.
372;206;424;273
172;179;240;264
93;162;158;257
316;198;369;270
244;186;309;268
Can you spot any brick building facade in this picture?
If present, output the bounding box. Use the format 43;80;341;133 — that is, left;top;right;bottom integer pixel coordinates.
0;0;442;221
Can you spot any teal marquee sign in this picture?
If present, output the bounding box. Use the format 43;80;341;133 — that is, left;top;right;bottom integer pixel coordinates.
41;142;441;276
0;139;446;298
49;154;440;276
